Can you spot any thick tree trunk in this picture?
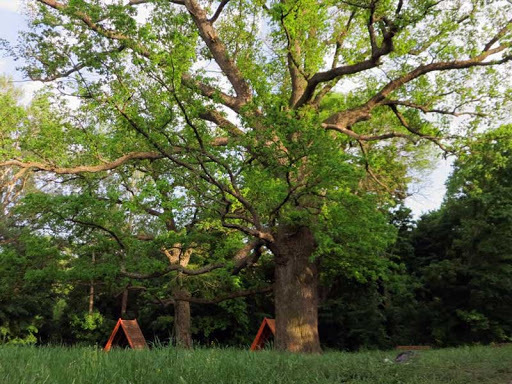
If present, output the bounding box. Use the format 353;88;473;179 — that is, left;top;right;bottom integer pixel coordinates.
269;226;321;353
174;290;193;349
164;244;194;348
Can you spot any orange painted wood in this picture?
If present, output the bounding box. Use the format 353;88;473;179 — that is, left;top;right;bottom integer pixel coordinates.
104;318;148;351
104;319;122;351
250;318;275;351
396;345;432;350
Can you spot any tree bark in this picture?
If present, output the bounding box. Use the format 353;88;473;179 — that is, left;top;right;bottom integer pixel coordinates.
268;226;321;353
164;244;194;348
88;283;94;314
88;251;95;315
174;289;193;349
121;289;128;317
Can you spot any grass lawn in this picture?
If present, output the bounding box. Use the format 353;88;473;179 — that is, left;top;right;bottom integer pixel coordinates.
0;344;511;384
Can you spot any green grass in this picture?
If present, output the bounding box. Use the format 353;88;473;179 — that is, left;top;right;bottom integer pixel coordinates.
0;345;511;384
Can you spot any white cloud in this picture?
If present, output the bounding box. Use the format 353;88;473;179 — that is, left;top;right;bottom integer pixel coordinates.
20;81;43;105
0;0;21;13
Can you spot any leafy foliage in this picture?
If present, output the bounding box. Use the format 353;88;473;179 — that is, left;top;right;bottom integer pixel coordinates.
403;126;512;345
1;0;512;350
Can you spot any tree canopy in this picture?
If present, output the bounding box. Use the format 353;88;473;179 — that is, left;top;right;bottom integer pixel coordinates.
0;0;511;352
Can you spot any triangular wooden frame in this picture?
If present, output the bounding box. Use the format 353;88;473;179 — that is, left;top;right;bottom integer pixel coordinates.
250;317;275;351
104;318;148;351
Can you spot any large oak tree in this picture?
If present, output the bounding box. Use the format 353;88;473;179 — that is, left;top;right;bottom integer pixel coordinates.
1;0;511;352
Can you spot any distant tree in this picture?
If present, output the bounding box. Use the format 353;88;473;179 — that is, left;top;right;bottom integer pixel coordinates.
0;233;59;344
411;125;512;345
319;206;424;350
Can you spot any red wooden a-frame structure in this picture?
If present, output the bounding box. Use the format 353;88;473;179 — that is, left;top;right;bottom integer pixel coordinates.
104;318;148;351
250;318;275;350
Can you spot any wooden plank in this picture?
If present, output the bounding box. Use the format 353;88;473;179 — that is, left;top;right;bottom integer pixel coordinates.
266;319;275;334
120;319;147;350
396;345;432;350
103;319;122;351
250;318;275;351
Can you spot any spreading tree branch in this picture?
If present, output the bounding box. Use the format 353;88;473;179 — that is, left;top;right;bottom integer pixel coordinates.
324;32;512;132
184;0;252;104
208;0;231;23
163;285;273;305
295;3;399;108
121;262;226;278
0;152;164;174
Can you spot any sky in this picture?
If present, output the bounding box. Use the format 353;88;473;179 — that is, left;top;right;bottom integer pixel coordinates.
0;2;25;77
0;0;452;218
0;0;43;103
